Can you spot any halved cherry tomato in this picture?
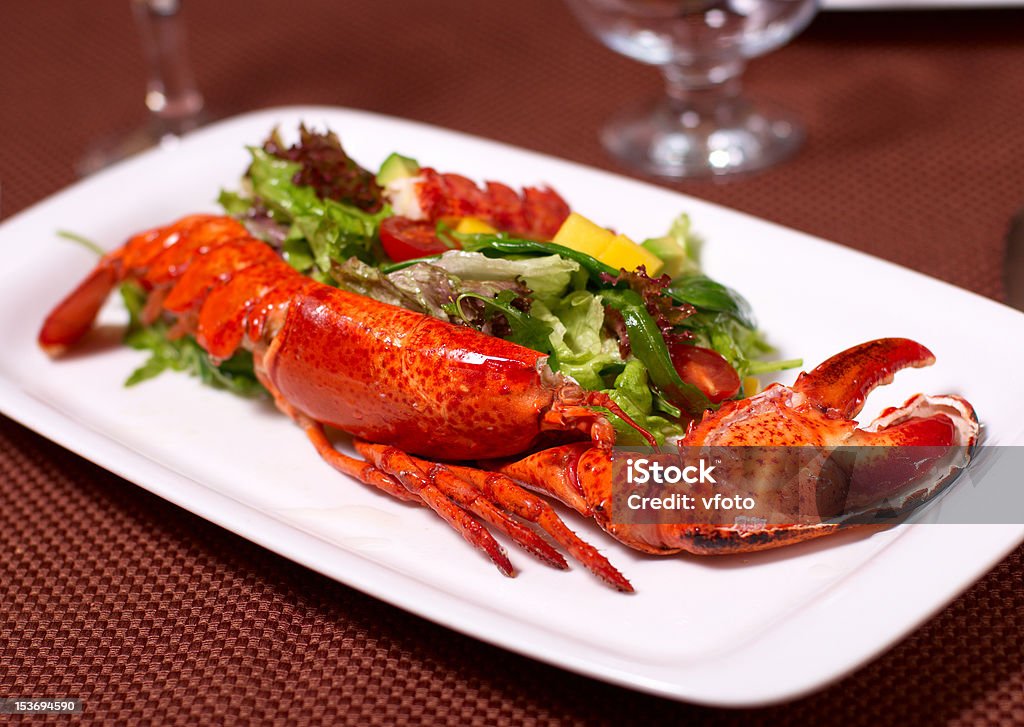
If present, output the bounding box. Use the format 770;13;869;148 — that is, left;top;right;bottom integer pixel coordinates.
668;344;741;403
379;216;453;262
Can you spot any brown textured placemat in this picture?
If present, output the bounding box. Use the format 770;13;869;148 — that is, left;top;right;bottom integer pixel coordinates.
3;1;1024;723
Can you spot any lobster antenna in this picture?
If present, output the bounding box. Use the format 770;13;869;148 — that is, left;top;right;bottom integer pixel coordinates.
583;391;659;448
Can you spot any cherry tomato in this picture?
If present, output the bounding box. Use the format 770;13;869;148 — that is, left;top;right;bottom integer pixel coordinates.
668;344;741;403
379;216;452;262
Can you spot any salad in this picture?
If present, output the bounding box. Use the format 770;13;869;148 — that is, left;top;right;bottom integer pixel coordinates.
136;125;799;444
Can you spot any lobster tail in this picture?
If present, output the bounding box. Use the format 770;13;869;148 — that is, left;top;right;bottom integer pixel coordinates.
39;215;248;356
39;263;120;356
409;168;570;239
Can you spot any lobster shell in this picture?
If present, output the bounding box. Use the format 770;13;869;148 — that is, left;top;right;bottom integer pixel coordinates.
262;285;561;460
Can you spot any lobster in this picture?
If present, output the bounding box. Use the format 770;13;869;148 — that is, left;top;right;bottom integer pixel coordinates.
378;168;571;260
39;215;979;592
402;167;571;239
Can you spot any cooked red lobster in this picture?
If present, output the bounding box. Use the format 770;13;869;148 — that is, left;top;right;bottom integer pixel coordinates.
399;167;570;239
40;215;979;591
379;167;571;259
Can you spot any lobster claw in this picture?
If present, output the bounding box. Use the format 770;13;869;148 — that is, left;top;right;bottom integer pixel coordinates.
497;339;980;555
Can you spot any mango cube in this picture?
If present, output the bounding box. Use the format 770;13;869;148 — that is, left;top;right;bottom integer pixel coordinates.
455;217;498;235
552;212;617;259
600;234;664;276
553;212;666;274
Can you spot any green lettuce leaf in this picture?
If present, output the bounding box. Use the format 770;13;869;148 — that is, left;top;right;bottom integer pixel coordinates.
530;294;620;390
683;312;800;378
603;359;684;445
120;284;265;398
641;213;702;278
216;189;253;217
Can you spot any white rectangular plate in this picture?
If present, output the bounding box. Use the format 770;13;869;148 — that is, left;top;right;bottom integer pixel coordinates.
2;106;1023;707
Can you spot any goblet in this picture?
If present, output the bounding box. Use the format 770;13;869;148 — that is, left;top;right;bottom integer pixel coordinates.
565;0;819;178
78;0;205;176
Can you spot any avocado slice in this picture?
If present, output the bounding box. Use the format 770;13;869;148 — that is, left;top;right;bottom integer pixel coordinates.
376;152;421;187
642;236;686;278
642;215;700;278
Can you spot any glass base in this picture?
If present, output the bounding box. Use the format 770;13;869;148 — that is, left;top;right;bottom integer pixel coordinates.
76;114;207;177
601;95;804;179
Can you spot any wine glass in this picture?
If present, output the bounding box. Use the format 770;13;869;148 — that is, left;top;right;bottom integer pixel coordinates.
78;0;205;176
565;0;819;178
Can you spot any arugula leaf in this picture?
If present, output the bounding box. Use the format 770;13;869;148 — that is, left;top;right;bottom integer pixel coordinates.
601;288;713;415
445;290;554;353
666;275;756;329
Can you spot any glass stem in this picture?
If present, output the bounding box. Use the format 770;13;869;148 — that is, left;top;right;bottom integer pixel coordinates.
660;61;746;118
133;0;204;136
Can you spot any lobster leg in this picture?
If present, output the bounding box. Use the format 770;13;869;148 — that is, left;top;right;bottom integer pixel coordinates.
355;442;634;591
446;464;634;592
303;423;421;504
307;424;528;576
353;442;515;577
295;415;515;574
312;426;565;576
370;448;569;570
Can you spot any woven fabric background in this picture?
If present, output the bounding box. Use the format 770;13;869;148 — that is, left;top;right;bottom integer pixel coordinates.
2;1;1023;723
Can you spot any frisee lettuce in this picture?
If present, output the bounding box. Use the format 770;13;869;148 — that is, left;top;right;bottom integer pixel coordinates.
426;250;579;304
530;293;619;391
